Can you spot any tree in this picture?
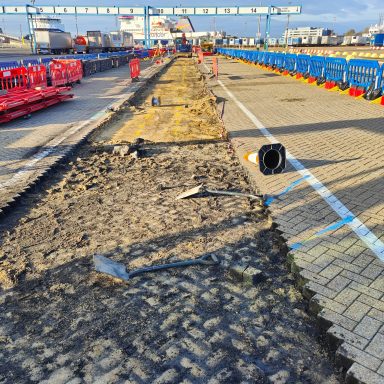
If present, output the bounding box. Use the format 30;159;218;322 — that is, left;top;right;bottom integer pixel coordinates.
345;29;356;36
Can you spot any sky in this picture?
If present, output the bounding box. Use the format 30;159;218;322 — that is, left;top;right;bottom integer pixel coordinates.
1;0;383;38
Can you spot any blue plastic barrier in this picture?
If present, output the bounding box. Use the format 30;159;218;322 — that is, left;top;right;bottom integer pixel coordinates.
0;61;20;70
376;63;384;90
324;57;347;82
346;59;381;89
296;54;311;74
275;53;286;69
21;58;40;67
284;54;297;71
309;56;325;78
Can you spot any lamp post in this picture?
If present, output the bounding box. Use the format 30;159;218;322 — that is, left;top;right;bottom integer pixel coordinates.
285;1;291;48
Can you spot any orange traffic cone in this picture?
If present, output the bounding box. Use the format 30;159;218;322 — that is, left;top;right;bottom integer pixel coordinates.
244;151;259;165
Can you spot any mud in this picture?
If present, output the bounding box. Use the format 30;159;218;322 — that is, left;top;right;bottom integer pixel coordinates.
0;58;340;383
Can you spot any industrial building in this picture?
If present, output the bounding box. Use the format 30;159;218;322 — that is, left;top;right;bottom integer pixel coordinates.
283;27;332;40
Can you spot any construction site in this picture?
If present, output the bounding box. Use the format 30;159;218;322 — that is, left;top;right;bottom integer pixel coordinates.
0;4;384;384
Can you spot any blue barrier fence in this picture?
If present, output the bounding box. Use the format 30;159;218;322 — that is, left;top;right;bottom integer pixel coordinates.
296;54;311;75
284;54;297;72
378;64;384;89
309;56;325;78
325;57;347;82
217;48;384;91
0;61;20;70
346;59;381;89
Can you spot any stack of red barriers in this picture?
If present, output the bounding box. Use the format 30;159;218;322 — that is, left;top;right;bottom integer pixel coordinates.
0;63;75;124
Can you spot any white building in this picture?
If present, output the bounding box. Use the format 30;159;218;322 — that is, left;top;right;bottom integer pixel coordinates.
368;23;384;37
283;27;331;40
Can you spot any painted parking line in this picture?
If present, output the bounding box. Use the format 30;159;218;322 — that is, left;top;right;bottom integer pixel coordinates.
214;74;384;262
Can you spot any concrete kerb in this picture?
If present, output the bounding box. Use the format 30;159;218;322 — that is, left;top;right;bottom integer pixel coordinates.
0;57;176;216
199;60;378;383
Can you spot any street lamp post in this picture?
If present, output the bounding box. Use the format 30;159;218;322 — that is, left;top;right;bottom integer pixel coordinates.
285;2;291;48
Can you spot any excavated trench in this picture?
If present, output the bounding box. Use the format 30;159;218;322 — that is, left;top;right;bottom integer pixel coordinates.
0;58;341;383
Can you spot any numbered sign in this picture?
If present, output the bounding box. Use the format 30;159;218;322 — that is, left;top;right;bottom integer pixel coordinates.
119;7;145;15
217;7;238;15
151;7;174;15
3;6;27;14
55;6;76;15
274;6;302;14
76;6;98;15
173;7;195;15
238;7;269;15
195;8;217;15
37;6;55;14
98;7;119;15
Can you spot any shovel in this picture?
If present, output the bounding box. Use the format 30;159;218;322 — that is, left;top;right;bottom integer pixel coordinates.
176;184;262;200
94;253;219;281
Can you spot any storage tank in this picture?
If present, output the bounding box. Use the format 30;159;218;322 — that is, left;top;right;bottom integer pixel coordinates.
74;35;88;53
229;37;235;45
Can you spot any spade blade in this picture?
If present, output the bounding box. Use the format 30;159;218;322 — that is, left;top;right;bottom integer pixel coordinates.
94;254;130;281
176;184;204;200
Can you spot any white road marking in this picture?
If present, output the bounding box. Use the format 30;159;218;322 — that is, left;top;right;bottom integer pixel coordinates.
210;65;384;261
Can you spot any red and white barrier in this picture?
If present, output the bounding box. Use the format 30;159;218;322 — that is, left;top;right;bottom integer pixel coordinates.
129;58;140;80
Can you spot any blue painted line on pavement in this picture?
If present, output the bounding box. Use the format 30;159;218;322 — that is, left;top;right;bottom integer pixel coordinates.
264;175;311;206
290;216;354;250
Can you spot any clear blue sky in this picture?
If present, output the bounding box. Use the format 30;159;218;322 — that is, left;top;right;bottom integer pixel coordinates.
1;0;383;38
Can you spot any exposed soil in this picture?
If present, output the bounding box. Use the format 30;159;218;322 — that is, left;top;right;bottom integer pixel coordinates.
0;58;340;384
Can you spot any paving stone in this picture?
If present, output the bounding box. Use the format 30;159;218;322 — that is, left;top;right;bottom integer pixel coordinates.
337;343;381;372
327;275;351;292
344;302;372;323
346;363;384;384
327;324;370;350
365;333;384;360
354;316;382;340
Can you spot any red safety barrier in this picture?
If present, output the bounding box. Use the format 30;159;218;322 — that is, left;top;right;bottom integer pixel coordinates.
0;86;72;123
307;76;316;84
130;58;140;80
50;59;82;86
198;51;204;64
0;86;71;112
27;65;47;89
212;57;218;79
0;67;28;91
64;60;83;83
0;93;73;124
49;61;67;87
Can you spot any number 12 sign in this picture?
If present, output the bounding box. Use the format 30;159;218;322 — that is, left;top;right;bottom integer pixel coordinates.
195;8;217;15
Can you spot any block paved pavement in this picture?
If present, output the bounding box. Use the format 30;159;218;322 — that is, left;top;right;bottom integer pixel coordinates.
203;57;384;384
0;59;164;213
